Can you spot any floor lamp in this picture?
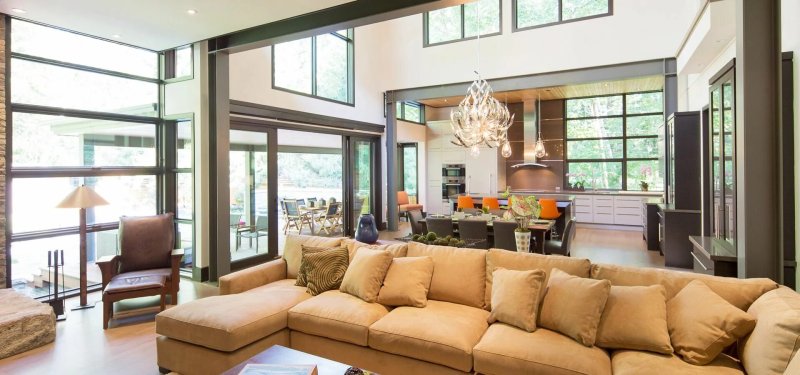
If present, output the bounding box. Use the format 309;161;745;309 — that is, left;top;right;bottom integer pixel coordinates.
57;184;108;310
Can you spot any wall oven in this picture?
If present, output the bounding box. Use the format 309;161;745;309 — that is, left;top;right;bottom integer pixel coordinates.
442;164;466;178
442;178;466;199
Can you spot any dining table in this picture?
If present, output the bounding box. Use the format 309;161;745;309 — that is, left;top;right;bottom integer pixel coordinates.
299;205;327;234
419;215;555;253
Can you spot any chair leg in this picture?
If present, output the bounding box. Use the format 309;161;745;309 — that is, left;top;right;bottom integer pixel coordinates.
103;299;112;330
160;291;166;312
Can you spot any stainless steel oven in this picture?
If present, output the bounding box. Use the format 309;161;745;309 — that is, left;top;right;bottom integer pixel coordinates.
442;177;466;199
442;164;466;178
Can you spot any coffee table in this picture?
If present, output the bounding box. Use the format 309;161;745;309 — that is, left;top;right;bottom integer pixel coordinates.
222;345;354;375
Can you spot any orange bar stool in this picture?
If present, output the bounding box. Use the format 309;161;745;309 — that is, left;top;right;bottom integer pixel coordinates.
457;195;475;211
539;198;562;239
482;197;500;210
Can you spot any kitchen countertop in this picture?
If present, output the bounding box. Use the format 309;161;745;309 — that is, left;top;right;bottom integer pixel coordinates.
689;236;737;261
450;193;575;202
508;189;664;197
657;203;701;214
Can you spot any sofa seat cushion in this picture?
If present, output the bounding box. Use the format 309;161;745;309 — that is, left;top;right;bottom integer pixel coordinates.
368;300;490;372
611;350;743;375
243;278;303;294
288;290;389;346
156;281;310;352
473;323;611;375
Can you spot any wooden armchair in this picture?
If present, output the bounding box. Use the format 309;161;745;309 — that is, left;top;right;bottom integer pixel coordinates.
97;213;183;327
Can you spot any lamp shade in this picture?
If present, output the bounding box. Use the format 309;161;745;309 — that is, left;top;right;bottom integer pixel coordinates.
56;185;109;209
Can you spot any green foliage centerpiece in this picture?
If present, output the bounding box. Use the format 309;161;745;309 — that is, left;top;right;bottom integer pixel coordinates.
504;195;541;252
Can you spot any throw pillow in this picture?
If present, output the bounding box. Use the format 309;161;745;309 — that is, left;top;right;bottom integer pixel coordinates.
304;247;350;296
295;245;336;287
376;256;434;308
595;285;673;354
339;248;394;302
487;268;546;332
539;268;611;347
667;279;757;365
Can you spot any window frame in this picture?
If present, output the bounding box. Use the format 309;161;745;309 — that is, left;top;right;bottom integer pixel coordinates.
564;90;663;191
271;30;355;106
396;101;426;124
512;0;613;33
163;44;194;82
423;0;503;47
7;17;172;297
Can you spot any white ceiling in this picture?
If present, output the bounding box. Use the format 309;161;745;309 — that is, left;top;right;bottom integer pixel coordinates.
0;0;354;51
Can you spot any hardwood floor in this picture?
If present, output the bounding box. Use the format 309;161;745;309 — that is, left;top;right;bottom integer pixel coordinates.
0;224;663;375
0;279;218;375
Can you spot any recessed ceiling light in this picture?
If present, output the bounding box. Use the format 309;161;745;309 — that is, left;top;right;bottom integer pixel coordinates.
111;34;121;39
187;9;197;15
11;8;26;13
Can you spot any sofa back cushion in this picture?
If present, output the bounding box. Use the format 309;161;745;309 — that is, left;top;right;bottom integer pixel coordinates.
283;234;346;278
485;249;591;309
739;286;800;375
341;239;408;260
407;241;487;309
590;263;777;311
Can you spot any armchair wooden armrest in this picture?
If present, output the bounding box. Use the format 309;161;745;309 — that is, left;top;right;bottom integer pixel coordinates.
219;258;287;295
96;255;119;289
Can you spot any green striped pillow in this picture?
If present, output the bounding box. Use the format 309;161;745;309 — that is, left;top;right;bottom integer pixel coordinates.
305;247;350;296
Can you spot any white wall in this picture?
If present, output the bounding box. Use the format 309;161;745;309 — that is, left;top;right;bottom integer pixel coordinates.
782;0;800;286
164;41;211;269
680;39;736;111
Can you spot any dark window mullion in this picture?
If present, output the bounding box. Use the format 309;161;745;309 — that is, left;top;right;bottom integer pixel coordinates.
460;4;466;39
558;0;564;22
311;36;318;96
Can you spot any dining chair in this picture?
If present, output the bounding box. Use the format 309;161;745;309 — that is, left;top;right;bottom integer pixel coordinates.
425;217;453;238
398;191;423;221
458;219;489;249
237;215;268;252
456;195;475;210
539;199;562;239
307;198;317;207
296;198;306;206
283;200;312;234
318;202;342;235
493;220;520;251
544;219;576;256
482;197;500;210
407;209;427;236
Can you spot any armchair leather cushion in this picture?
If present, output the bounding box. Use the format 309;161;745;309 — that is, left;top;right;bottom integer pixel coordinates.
119;213;175;273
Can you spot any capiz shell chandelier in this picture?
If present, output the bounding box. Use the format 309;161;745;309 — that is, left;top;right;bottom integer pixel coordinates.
450;72;513;158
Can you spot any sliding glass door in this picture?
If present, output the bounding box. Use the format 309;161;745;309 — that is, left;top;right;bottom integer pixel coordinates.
229;130;271;264
346;138;378;235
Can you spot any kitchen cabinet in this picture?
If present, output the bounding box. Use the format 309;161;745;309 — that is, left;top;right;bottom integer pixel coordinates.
465;147;498;195
570;194;657;227
573;197;593;223
614;196;644;226
592;196;615;224
658;204;701;268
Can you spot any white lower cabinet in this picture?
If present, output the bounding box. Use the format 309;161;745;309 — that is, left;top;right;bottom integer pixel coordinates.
572;194;654;226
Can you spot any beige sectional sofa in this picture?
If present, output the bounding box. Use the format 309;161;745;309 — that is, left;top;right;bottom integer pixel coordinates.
155;235;800;375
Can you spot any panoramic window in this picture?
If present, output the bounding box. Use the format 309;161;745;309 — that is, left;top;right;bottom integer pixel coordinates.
565;91;663;191
396;101;425;124
425;0;501;46
273;30;354;104
164;44;193;80
515;0;612;30
9;19;162;298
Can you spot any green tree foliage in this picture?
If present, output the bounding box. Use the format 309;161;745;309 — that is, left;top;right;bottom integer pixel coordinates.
428;0;499;44
516;0;558;27
562;0;609;20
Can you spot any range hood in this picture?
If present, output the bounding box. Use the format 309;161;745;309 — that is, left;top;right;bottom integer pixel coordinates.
511;99;549;169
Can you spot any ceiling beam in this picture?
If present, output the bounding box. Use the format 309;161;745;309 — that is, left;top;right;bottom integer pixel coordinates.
208;0;468;54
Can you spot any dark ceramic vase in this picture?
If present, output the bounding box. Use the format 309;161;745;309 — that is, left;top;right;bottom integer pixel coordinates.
355;213;379;244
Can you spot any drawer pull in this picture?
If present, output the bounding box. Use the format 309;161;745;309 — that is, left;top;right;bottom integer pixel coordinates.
691;252;709;271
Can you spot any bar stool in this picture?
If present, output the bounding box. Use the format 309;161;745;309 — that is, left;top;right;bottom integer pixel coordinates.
482;197;500;210
457;195;475;211
539;198;562;239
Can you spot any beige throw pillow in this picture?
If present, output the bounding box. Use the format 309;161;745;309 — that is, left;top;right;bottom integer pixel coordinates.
339;248;393;302
296;245;334;287
342;239;408;260
596;285;673;354
487;268;546;332
539;268;611;347
376;256;434;307
667;280;757;365
304;247;350;296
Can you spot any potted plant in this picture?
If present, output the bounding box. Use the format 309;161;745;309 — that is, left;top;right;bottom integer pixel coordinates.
505;195;541;252
639;165;652;191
